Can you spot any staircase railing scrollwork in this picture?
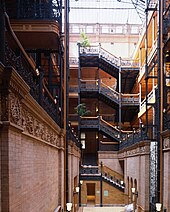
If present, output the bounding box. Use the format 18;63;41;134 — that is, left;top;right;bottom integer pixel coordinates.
79;79;139;106
79;45;139;68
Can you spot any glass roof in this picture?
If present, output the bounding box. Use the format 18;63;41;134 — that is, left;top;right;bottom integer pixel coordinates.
69;0;147;24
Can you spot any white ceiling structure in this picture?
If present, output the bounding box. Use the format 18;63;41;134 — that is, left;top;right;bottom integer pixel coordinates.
68;0;147;24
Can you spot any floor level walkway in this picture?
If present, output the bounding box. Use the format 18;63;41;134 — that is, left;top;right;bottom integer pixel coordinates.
80;207;125;212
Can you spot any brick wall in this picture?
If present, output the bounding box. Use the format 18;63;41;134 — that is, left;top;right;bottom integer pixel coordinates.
163;137;170;210
119;141;150;212
0;67;65;212
80;180;125;206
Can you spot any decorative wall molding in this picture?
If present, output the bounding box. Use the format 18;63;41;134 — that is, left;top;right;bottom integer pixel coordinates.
118;141;150;159
0;67;63;148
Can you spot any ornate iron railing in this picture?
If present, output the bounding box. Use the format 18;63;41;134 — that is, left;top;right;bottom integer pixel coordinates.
69;57;78;65
79;45;139;68
80;165;99;175
80;165;124;191
5;14;61;126
80;116;133;141
80;79;139;106
140;86;156;112
119;127;148;150
6;0;62;25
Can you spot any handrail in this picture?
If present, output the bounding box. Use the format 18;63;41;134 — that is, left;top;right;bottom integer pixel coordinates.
80;79;139;104
54;206;62;212
5;13;36;73
140;86;156;111
121;93;139;97
42;79;56;103
100;116;119;132
100;46;119;61
101;81;119;95
80;79;98;82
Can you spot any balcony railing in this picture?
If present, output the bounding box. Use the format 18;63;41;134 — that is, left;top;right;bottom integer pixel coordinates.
79;45;139;68
79;79;139;106
6;0;62;25
140;86;156;113
5;14;61;126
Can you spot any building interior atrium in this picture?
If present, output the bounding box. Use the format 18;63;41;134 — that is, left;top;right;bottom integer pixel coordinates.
0;0;170;212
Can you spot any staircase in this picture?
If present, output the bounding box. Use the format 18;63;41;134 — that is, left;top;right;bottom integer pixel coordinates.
80;165;124;192
102;175;124;191
80;79;139;107
79;45;139;93
80;116;133;141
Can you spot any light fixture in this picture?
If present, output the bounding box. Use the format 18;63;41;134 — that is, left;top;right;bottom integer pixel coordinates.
73;186;80;194
131;187;135;193
80;180;83;185
156;203;162;212
131;187;138;197
120;180;124;185
96;106;99;112
35;68;40;76
66;203;72;211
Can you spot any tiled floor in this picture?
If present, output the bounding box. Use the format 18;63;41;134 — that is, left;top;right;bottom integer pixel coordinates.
82;206;125;212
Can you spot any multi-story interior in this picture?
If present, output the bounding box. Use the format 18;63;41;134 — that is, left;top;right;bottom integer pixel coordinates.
69;0;170;211
0;0;170;212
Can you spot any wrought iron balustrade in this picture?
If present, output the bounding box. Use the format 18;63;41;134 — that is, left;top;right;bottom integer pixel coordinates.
163;3;170;37
4;13;61;126
121;93;139;105
80;45;99;55
79;45;139;69
6;0;62;25
69;57;78;65
80;117;99;129
99;47;119;67
69;86;78;93
80;79;99;91
69;127;80;148
5;42;39;101
80;79;138;106
80;165;99;175
119;127;148;150
140;86;156;111
100;81;119;103
164;111;170;130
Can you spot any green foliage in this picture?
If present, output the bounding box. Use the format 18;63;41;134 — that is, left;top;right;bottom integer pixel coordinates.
80;32;90;47
75;103;91;116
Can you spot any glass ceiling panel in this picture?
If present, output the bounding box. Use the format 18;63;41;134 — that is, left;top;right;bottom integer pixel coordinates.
69;0;146;24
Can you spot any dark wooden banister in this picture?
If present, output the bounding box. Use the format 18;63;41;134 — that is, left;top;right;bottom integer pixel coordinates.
5;13;36;73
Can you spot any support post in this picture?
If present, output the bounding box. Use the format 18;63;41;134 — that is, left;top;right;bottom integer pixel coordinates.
64;0;69;210
100;161;103;207
0;0;5;64
157;0;163;208
118;57;122;130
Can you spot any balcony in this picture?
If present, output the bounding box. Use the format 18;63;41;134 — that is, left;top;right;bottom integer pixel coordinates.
5;14;61;126
6;1;62;49
138;86;156;117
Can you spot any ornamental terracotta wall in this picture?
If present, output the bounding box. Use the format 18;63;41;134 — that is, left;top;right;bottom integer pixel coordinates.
118;141;150;212
0;65;64;212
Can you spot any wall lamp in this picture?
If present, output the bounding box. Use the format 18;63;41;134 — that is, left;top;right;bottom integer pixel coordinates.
80;180;83;185
66;203;72;211
131;187;138;197
73;186;80;194
156;203;162;212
